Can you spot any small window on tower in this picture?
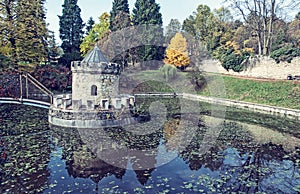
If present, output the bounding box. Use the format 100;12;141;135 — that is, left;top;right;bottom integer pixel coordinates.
91;85;97;96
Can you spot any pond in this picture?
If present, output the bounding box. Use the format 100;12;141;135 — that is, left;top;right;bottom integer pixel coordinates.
0;101;300;193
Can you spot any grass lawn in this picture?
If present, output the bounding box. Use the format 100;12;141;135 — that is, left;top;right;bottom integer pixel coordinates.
127;69;300;110
199;74;300;109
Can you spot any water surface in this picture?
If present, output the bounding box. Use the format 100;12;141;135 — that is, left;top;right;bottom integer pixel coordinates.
0;103;300;193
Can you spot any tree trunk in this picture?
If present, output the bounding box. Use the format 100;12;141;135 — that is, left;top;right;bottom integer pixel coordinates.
265;0;276;56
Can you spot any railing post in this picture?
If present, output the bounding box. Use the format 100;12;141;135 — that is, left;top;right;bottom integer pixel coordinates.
25;74;28;99
19;73;23;99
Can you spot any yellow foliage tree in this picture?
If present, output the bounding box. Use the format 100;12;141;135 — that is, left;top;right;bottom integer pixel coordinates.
164;33;190;68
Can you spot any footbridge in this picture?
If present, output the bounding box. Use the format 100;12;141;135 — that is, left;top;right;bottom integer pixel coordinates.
0;71;53;109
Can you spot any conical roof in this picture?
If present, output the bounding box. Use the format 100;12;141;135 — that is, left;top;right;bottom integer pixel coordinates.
82;45;108;63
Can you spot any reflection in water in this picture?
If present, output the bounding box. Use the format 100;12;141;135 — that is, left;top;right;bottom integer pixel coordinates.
50;126;159;186
1;104;300;193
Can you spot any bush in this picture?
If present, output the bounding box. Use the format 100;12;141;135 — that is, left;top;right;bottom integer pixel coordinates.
159;64;177;81
213;41;252;72
0;53;10;70
221;52;250;72
33;64;72;92
187;71;206;91
270;45;300;63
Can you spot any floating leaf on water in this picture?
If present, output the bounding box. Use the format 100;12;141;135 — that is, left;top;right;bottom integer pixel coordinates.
185;183;193;189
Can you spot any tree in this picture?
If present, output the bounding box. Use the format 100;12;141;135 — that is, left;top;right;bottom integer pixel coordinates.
296;12;300;20
233;24;258;53
226;0;300;56
213;41;252;72
0;0;17;68
193;5;215;42
182;5;224;52
109;0;130;32
80;12;110;55
108;0;131;68
59;0;84;67
165;19;181;44
47;31;60;64
164;33;190;69
182;15;196;37
287;13;300;47
0;0;48;68
132;0;164;69
15;0;48;65
85;17;95;34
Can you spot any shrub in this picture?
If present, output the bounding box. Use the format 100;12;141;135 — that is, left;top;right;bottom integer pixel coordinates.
187;71;206;91
0;53;10;70
213;41;252;72
33;64;72;92
159;64;177;81
270;45;300;63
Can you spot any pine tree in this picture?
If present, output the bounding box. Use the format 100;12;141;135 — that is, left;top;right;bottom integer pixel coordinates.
165;19;181;44
47;31;60;64
16;0;48;65
86;17;95;34
59;0;84;67
110;0;130;32
132;0;164;69
164;33;190;68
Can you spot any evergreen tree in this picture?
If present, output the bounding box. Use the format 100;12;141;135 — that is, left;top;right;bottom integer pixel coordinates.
86;17;95;34
296;12;300;20
59;0;84;67
16;0;48;65
110;0;130;31
109;0;131;68
165;19;181;44
132;0;164;69
47;31;60;64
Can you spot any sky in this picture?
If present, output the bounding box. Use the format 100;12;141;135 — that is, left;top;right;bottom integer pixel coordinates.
45;0;224;43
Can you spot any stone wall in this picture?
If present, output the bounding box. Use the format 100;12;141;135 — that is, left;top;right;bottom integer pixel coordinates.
200;57;300;79
48;107;136;128
72;72;119;107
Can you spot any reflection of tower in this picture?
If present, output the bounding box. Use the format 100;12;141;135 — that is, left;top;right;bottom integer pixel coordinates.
50;126;127;184
67;146;126;181
51;123;164;186
132;149;157;185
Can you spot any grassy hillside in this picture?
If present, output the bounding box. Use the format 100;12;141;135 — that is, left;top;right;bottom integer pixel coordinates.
199;74;300;109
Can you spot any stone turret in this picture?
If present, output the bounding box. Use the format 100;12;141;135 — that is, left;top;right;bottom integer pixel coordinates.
71;45;131;110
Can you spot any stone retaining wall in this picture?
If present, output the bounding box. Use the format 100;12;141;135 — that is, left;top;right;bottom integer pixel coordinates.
200;57;300;79
182;93;300;119
48;107;136;128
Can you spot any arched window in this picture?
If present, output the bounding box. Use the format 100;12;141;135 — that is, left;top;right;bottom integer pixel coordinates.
91;85;97;96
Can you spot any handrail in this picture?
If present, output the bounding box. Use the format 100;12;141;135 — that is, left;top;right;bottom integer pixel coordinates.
21;72;54;104
25;73;53;95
